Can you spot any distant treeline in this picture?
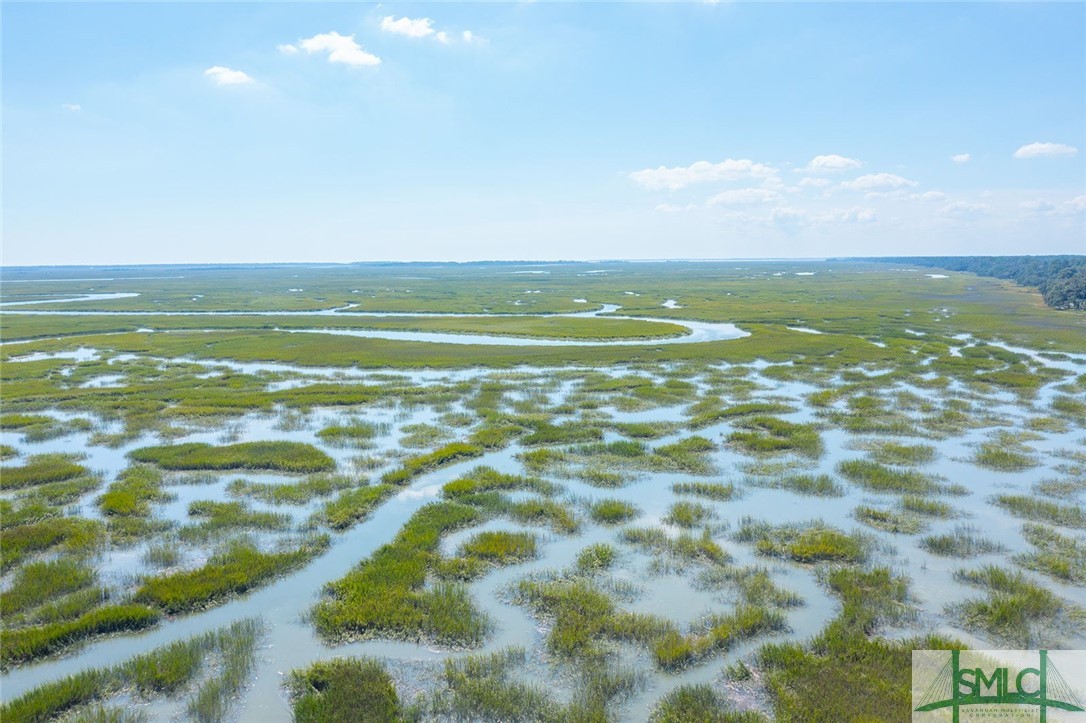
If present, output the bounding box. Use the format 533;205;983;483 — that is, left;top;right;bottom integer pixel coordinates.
869;256;1086;311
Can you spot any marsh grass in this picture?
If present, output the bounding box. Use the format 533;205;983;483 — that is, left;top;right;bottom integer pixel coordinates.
315;418;388;446
576;543;617;573
746;473;843;497
735;518;869;564
589;499;640;525
129;441;334;473
727;417;822;458
288;657;402;723
1;455;88;490
1033;477;1086;499
227;472;357;505
380;443;484;486
178;500;291;542
900;495;955;518
312;501;491;646
837;459;942;495
993;494;1086;528
860;441;937;467
919;524;1005;557
664;501;715;528
507;498;579;534
687;401;795;430
1014;523;1086;584
2;517;103;572
136;535;328;613
317;484;396;530
458;530;538;565
672;481;738;501
951;565;1085;646
853;506;925;535
1;603;160;669
973;443;1038;472
651;605;788;670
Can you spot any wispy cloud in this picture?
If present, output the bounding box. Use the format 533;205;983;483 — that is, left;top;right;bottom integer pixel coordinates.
629;159;777;191
204;66;254;86
950;153;970;164
381;16;436;39
941;201;993;218
61;103;81;112
802;154;863;173
840;172;917;192
284;32;381;67
1013;142;1079;159
707;188;780;206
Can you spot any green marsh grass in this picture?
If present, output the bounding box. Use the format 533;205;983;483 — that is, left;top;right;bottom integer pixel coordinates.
952;565;1084;646
746;473;844;497
178;500;291;542
589;499;640;525
973;443;1038;472
1015;523;1086;584
622;526;731;566
836;459;942;495
507;498;579;534
458;530;538;565
862;441;937;466
576;543;617;572
2;517;103;572
736;518;869;564
919;524;1005;557
992;494;1086;528
0;559;96;617
315;418;388;445
288;657;403;723
136;535;328;613
129;441;334;473
727;417;823;458
1;604;160;669
672;481;738;501
664;500;715;528
650;684;768;722
380;443;483;486
853;506;925;535
317;484;396;530
227;472;356;505
686;400;795;429
900;494;955;518
312;501;491;646
0;455;88;490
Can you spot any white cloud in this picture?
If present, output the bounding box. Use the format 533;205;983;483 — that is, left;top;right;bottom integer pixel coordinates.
914;191;948;202
941;201;993;218
462;30;485;44
707;188;780;206
436;31;450;44
297;32;380;67
802;154;863;173
1013;142;1079;159
798;177;832;188
1021;196;1086;216
840;172;918;192
381;16;436;39
951;153;970;164
204;66;254;86
629;159;778;191
61;103;81;112
1065;195;1086;213
277;43;299;55
655;203;697;213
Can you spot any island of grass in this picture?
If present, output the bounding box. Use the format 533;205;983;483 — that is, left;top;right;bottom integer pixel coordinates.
129;441;335;473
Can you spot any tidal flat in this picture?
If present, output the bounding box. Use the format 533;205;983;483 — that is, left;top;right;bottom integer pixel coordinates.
1;260;1084;722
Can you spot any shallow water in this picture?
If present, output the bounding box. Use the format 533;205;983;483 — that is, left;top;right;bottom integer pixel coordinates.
2;344;1085;721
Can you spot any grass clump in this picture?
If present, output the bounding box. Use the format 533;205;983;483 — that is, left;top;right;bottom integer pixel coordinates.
458;530;538;565
919;524;1005;557
312;501;491;646
318;484;396;530
0;558;96;617
1015;523;1086;584
853;506;925;535
836;459;941;495
521;421;603;446
0;455;88;490
973;443;1038;472
672;481;738;501
289;657;402;723
727;417;823;458
651;684;767;723
736;518;869;564
316;418;388;446
228;473;356;505
442;466;557;500
748;473;844;497
622;526;731;566
2;517;103;572
136;535;328;613
1;604;160;669
507;498;579;534
589;498;639;525
129;441;334;473
380;443;484;486
952;565;1084;646
864;441;937;467
992;494;1086;528
98;466;170;518
576;543;617;573
688;401;794;429
651;605;788;670
664;500;715;528
179;500;291;542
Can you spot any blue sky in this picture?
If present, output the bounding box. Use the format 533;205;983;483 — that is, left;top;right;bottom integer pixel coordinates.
3;2;1084;265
